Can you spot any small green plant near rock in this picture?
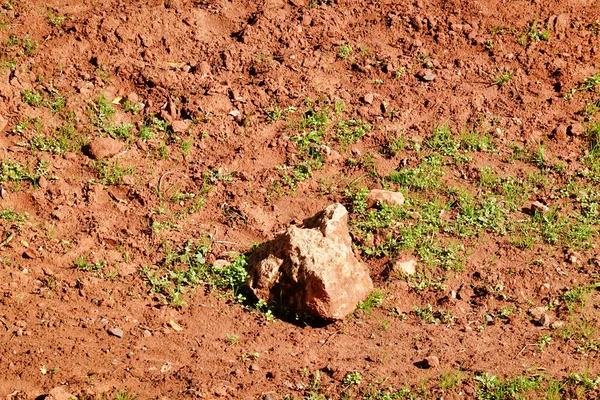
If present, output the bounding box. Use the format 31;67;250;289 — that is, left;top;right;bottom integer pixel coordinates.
537;334;552;351
413;304;454;325
107;122;135;142
138;124;154;139
460;129;496;152
21;89;44;107
150;115;171;132
336;119;370;148
122;99;142;114
89;95;116;128
356;289;384;315
141;241;252;307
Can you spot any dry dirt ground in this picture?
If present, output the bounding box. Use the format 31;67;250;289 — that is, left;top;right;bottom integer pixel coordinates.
1;0;600;399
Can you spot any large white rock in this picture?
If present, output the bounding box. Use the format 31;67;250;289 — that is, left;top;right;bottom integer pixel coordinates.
247;203;373;320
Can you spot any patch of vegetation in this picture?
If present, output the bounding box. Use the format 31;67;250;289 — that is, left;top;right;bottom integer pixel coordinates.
439;369;464;390
47;9;66;26
338;44;353;59
0;159;50;187
490;69;515;87
413;304;455;324
92;161;134;185
388;155;444;191
74;255;106;272
518;19;550;45
113;390;138;400
566;73;600;99
0;208;28;225
141;240;251;307
474;372;543;399
18;123;82;155
336;119;370;149
5;34;38;56
356;289;384;315
265;104;296;122
562;283;600;312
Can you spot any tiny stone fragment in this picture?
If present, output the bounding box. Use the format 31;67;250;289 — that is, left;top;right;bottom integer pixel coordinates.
394;259;416;276
530;201;549;214
108;327;124;338
424;355;439;368
363;93;375;104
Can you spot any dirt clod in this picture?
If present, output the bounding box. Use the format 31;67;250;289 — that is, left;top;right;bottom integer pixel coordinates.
366;189;405;208
424;355;440;368
86;138;125;160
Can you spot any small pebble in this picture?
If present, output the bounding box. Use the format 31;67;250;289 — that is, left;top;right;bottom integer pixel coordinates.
108;327;124;338
424;355;440;368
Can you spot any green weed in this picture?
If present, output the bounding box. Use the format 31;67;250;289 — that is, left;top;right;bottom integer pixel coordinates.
93;161;134;185
338;44;353;59
474;372;542;399
74;255;106;272
356;289;384;315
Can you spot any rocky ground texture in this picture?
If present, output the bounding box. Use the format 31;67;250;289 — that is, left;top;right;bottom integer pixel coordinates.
0;0;600;399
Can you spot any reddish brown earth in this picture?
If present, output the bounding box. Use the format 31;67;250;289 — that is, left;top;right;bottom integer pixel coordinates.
1;0;600;399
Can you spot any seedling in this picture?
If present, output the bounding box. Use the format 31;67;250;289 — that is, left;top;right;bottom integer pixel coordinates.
47;10;66;26
225;333;239;344
356;289;384;314
343;371;362;385
113;391;138;400
93;161;134;185
490;69;515;87
537;334;552;351
338;44;353;59
518;19;550;45
265;105;296;122
74;255;106;272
